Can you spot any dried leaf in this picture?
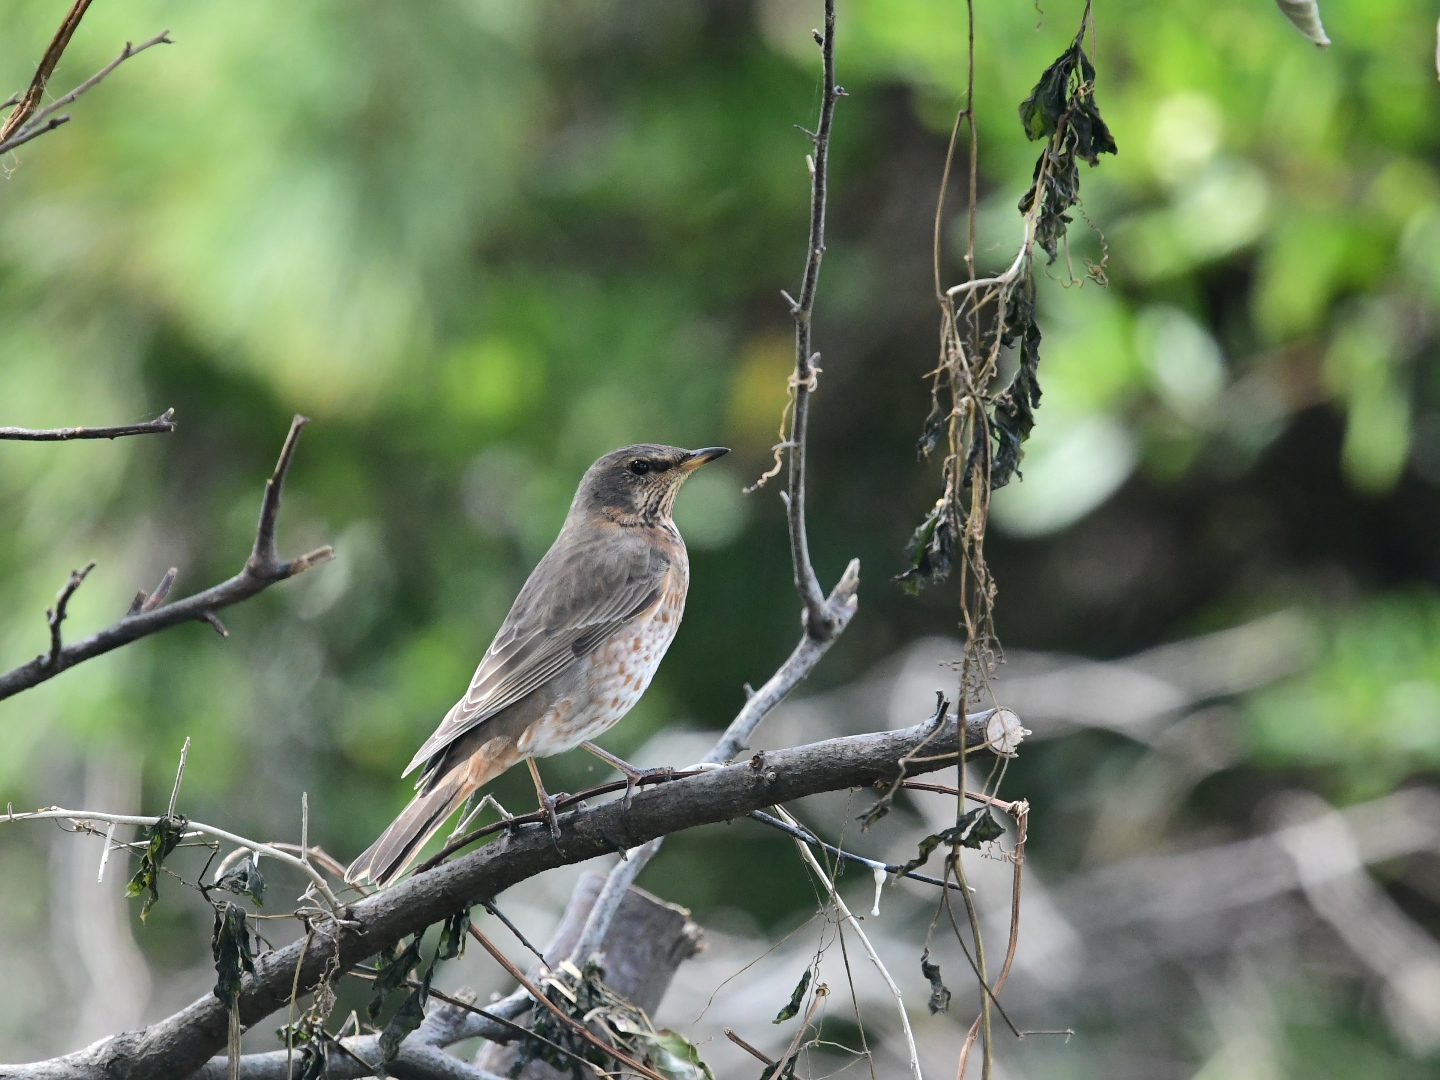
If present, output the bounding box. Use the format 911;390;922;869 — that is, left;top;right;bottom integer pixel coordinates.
1275;0;1331;47
379;988;426;1062
920;948;951;1014
760;1052;800;1080
435;906;470;961
991;279;1043;490
124;815;186;921
211;901;256;1005
894;500;956;594
898;808;1005;877
772;968;811;1024
366;936;423;1023
634;1029;717;1080
1017;38;1116;264
214;857;266;907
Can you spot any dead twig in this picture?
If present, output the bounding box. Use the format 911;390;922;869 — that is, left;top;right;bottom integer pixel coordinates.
44;562;94;668
0;11;172;158
0;409;176;442
0;415;333;700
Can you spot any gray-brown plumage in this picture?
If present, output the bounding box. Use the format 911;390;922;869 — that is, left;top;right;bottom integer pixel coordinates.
347;443;728;886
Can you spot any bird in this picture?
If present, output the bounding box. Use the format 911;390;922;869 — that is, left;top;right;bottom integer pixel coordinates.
346;443;729;886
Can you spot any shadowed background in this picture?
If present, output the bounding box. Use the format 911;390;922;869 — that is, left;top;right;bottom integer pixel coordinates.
3;0;1440;1076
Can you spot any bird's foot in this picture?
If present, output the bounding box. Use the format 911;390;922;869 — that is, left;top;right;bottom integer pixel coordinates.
540;791;570;843
621;766;675;810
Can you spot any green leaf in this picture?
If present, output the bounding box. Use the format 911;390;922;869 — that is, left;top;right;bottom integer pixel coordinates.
920;948;951;1014
898;808;1005;877
214;857;266;907
124;815;187;921
211;901;256;1005
772;967;811;1024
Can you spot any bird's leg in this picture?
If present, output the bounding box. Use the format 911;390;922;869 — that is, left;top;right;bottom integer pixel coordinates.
526;758;564;842
580;742;675;810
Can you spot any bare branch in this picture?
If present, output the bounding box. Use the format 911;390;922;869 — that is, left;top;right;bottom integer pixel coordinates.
0;415;333;701
0;409;176;442
44;562;94;669
782;0;842;640
0;0;95;145
0;18;172;159
0;710;1021;1080
16;32;173;138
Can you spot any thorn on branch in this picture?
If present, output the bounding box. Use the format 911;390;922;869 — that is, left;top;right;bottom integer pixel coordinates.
203;612;229;638
44;562;95;669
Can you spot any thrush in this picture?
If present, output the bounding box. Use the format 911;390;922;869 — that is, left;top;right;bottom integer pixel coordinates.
346;443;729;886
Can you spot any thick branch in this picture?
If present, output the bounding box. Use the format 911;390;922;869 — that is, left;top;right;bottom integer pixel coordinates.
0;409;176;442
0;711;1022;1080
0;415;333;702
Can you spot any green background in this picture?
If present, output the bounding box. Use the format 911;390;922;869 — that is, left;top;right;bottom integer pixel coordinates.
4;0;1440;1075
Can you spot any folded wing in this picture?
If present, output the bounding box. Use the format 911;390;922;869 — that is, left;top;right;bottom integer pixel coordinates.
402;529;668;779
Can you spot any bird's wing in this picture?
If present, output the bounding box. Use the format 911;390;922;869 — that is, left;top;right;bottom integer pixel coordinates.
402;530;670;777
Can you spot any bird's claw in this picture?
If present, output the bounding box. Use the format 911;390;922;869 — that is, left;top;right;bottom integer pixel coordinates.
541;792;569;842
621;767;675;810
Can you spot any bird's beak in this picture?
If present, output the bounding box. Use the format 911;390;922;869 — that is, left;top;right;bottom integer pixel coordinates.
680;446;730;472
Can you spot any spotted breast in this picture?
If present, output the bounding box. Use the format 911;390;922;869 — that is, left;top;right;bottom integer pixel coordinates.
516;554;688;759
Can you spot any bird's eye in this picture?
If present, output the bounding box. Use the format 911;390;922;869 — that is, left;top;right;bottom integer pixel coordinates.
628;459;650;476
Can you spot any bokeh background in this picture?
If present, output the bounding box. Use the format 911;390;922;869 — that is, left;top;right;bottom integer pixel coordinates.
3;0;1440;1076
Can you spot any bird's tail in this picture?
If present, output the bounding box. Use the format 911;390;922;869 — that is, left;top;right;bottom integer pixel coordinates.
346;745;511;887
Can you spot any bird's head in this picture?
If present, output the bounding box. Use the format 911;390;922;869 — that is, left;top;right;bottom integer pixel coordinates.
574;443;730;525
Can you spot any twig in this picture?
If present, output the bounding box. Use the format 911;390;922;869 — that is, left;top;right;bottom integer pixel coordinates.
128;567;179;616
44;562;94;668
779;805;922;1080
0;23;172;157
4;807;342;911
750;810;969;894
0;410;176;441
481;900;550;967
167;737;191;818
956;802;1028;1077
16;32;172;138
724;1027;775;1066
0;0;94;145
0;415;333;700
781;0;842;641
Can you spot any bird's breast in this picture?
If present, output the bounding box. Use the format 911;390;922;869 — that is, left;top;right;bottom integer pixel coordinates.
517;569;687;758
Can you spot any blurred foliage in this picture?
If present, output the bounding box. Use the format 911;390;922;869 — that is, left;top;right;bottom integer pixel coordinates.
4;0;1440;1072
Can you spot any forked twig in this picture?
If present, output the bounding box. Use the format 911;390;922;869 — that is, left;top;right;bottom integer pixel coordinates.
0;415;333;700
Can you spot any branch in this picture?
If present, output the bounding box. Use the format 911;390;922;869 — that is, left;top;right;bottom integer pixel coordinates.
0;711;1024;1080
0;0;94;145
3;808;342;911
0;409;176;441
784;0;844;640
0;13;172;158
0;415;333;702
